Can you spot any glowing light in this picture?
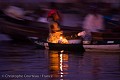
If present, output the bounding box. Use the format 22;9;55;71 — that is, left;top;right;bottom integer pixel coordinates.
58;36;68;44
60;36;63;40
60;53;63;78
60;50;64;53
60;53;63;71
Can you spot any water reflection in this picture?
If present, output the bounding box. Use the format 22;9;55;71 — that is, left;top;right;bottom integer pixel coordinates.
0;42;120;80
48;51;69;80
48;50;84;80
82;52;120;80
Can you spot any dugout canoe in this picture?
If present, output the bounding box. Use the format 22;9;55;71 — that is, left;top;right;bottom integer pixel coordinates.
30;38;85;52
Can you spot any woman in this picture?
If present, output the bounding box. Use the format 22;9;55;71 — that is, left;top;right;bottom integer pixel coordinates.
47;2;62;43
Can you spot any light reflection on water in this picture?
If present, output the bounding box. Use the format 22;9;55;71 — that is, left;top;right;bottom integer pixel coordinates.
0;41;120;80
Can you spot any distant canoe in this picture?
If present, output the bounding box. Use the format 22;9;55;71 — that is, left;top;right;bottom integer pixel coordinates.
83;40;120;52
0;15;81;41
84;44;120;49
84;44;120;52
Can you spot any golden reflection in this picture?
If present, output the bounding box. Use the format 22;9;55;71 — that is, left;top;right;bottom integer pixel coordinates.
49;50;69;79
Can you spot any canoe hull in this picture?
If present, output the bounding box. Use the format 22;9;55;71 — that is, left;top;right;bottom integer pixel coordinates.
33;39;85;52
49;43;85;51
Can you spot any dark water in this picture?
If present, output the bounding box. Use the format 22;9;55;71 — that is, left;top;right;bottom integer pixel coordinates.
0;41;120;80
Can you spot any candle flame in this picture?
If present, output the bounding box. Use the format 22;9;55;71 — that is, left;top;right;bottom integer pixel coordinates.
60;36;62;39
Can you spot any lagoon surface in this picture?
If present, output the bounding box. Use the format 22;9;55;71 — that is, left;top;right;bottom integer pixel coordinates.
0;36;120;80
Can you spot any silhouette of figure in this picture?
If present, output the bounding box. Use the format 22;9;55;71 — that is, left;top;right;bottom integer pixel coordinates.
82;8;105;42
47;2;62;43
